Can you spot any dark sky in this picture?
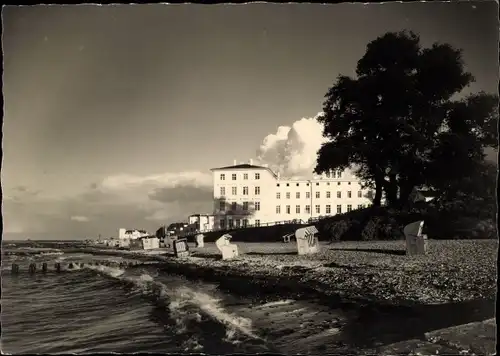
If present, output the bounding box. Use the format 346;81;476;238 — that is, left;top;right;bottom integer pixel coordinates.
2;2;498;238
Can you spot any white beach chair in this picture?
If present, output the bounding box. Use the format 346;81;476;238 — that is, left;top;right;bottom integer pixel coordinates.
215;234;239;260
403;220;428;256
195;234;205;248
295;226;320;255
282;233;293;243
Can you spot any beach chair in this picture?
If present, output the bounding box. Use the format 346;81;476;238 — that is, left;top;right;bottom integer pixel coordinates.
282;233;293;243
403;220;428;256
215;234;239;260
173;238;190;258
295;226;320;255
195;234;205;248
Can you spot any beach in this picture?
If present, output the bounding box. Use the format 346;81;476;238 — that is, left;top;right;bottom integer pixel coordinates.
2;239;497;355
101;239;498;306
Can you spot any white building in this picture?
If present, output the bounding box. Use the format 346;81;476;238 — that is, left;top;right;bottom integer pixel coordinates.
211;160;373;230
188;214;215;232
118;228;149;240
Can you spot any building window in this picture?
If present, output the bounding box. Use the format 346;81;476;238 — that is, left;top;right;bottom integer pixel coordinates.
231;202;237;211
357;204;363;209
326;205;331;214
315;191;320;199
243;187;248;195
255;173;260;180
315;205;320;214
255;219;260;227
337;205;342;214
243;219;248;227
326;171;331;178
337;191;341;198
337;182;341;185
219;201;225;211
286;192;290;199
220;187;225;196
255;186;260;195
276;192;281;199
306;192;310;199
296;205;301;214
348;182;351;185
232;187;237;195
232;173;237;180
277;183;280;187
220;219;226;229
228;219;234;229
316;182;319;186
306;183;310;186
286;205;291;214
338;171;342;178
326;191;331;199
296;183;300;187
358;191;362;198
305;205;311;214
235;219;241;228
347;204;352;212
296;192;300;199
220;174;225;181
276;205;281;214
255;202;261;211
348;191;352;198
243;202;249;211
243;173;248;180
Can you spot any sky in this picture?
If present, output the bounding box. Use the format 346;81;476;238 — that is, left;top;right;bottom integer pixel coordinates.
2;2;498;240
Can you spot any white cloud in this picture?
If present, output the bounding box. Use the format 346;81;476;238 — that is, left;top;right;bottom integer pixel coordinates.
3;171;214;239
256;112;326;178
99;171;212;191
4;113;333;239
71;215;90;222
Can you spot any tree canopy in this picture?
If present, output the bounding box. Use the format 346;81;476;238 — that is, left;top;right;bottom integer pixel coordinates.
315;30;498;208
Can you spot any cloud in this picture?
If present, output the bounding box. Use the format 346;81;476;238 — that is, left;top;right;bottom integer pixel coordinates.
3;171;213;239
256;112;326;178
71;215;90;222
3;112;332;239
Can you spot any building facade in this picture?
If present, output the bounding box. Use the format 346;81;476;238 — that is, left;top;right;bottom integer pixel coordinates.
118;228;149;240
211;160;373;230
188;214;215;232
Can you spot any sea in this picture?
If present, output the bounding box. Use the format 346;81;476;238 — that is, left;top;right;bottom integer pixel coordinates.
1;240;495;355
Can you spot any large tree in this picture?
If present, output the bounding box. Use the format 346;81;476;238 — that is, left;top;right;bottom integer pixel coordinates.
315;30;497;207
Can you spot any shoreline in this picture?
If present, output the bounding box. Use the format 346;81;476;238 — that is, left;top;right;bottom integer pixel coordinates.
79;239;497;307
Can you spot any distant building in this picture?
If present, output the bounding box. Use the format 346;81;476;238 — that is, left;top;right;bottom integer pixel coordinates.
118;228;149;240
211;159;373;229
141;236;160;250
166;222;189;236
188;214;215;232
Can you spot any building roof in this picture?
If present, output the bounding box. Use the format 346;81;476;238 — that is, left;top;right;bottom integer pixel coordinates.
210;164;278;178
211;164;267;171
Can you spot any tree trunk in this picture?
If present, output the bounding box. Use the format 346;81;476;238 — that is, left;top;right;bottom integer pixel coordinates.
373;176;384;207
398;181;416;208
384;173;399;207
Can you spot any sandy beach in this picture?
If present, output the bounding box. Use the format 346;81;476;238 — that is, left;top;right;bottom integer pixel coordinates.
92;239;497;306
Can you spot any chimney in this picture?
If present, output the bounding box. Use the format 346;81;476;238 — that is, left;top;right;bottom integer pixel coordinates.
233;159;237;165
277;172;281;179
249;158;253;165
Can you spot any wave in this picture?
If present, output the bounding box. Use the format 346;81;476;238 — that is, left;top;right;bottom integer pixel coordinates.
83;264;263;350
